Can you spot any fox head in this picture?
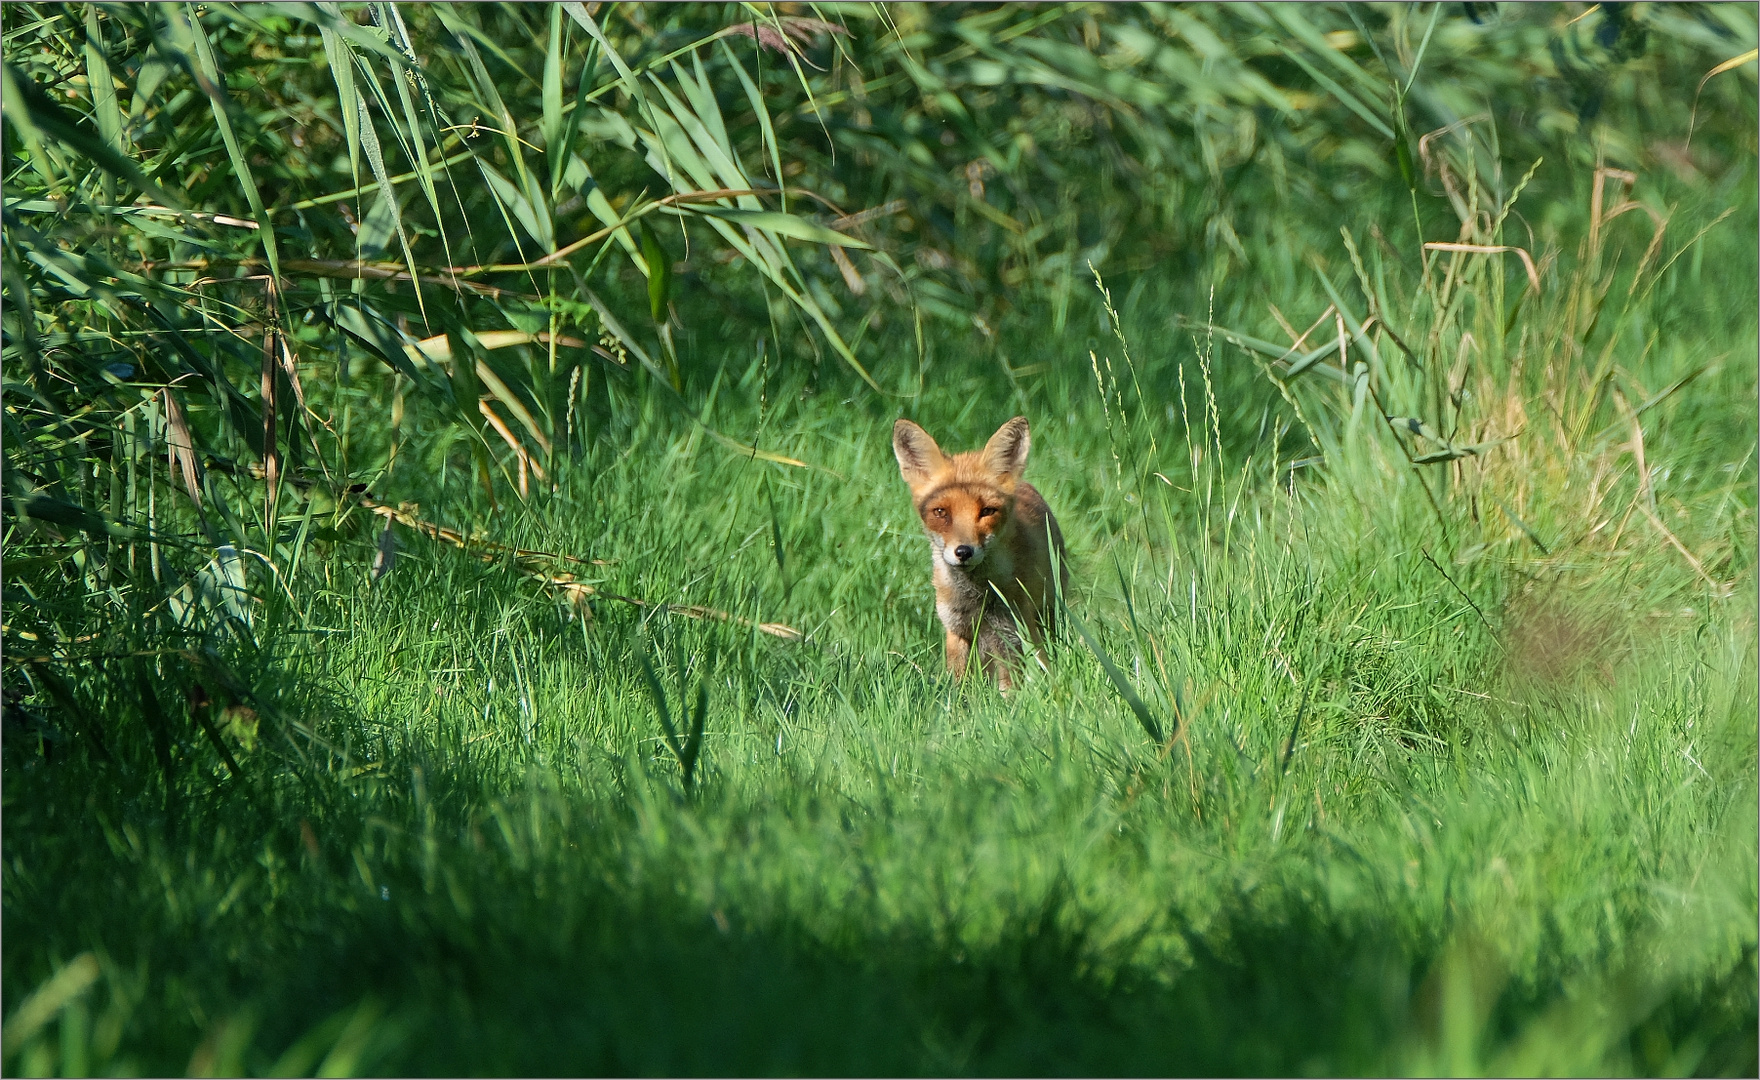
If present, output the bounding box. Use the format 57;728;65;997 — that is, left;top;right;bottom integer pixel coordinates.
893;416;1032;571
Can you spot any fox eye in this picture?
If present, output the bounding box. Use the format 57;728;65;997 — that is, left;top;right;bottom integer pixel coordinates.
979;507;1000;519
931;507;948;520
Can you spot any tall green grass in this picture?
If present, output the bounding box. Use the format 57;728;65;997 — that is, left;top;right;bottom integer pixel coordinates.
5;172;1755;1073
4;3;1757;1076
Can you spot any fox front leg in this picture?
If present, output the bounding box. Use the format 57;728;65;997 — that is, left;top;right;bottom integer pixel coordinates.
945;630;972;680
976;623;1023;693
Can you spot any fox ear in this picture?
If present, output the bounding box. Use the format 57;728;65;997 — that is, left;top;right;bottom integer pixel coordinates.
981;416;1031;480
893;420;945;485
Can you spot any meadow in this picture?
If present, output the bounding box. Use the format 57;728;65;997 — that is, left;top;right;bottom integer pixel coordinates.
3;3;1756;1075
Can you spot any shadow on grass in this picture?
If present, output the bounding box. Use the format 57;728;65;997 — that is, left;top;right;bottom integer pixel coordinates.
255;874;1400;1076
254;869;1760;1076
3;739;1755;1077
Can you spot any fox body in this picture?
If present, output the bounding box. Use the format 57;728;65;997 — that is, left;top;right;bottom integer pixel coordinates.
893;416;1069;690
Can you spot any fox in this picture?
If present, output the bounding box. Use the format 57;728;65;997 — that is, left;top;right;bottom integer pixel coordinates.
893;416;1070;691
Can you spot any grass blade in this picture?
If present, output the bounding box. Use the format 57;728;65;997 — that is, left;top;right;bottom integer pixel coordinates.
636;647;682;763
1067;610;1164;745
172;4;279;282
682;679;708;787
717;38;785;211
81;8;126;161
639;219;672;324
542;5;566;183
683;206;871;248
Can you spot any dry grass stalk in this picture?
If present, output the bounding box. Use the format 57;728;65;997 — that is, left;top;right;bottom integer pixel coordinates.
357;498;803;641
161;388;201;508
478;399;547;489
1422;243;1541;293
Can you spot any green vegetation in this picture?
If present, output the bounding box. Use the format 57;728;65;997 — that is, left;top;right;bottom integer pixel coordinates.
4;3;1756;1075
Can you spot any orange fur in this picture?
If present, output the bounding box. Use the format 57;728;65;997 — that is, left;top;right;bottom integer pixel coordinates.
893;416;1069;691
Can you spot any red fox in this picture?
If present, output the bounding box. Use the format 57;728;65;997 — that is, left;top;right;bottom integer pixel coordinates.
893;416;1069;691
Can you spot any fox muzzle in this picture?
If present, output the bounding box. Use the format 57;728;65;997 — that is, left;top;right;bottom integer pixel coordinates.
943;542;984;568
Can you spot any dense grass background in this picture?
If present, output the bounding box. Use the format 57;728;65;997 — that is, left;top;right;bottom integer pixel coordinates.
4;3;1757;1076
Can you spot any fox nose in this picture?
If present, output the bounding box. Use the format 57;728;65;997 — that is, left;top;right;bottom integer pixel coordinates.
953;544;975;562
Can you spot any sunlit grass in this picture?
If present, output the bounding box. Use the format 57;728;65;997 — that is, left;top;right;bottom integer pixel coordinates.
4;2;1757;1075
6;229;1755;1072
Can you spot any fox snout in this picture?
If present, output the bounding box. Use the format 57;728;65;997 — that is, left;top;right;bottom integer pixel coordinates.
943;538;984;568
